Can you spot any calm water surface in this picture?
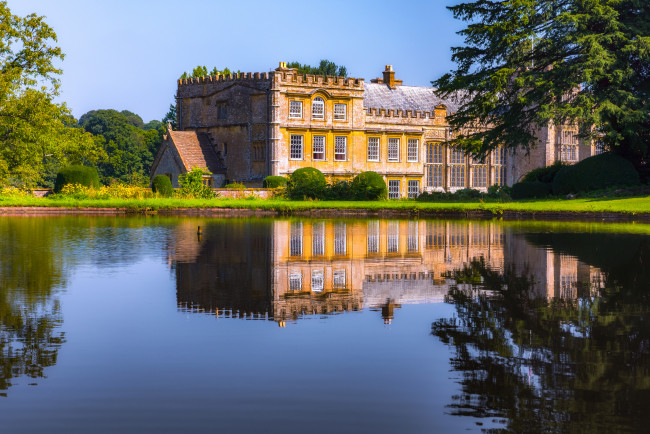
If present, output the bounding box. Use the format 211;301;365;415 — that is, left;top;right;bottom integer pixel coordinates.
0;216;649;433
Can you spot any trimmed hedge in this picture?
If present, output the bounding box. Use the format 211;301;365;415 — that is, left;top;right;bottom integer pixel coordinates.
521;161;567;184
511;181;552;199
351;171;387;200
287;167;326;200
151;175;173;197
223;183;246;189
552;153;640;195
263;176;287;188
54;165;100;193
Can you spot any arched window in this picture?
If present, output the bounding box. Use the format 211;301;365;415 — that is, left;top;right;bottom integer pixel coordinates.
312;97;324;120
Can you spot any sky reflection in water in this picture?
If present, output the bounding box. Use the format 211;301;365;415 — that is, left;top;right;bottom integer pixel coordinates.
0;216;648;433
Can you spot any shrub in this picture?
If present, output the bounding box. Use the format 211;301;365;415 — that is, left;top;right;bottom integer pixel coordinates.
54;165;100;193
521;161;567;184
552;153;640;195
416;191;453;202
263;176;287;188
178;168;215;199
453;188;483;200
351;171;387;200
151;175;173;197
58;183;92;199
324;180;354;200
223;182;246;189
511;181;552;199
287;167;326;200
486;184;512;201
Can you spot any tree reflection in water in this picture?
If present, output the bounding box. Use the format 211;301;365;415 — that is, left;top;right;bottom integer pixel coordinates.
0;219;66;393
432;232;650;433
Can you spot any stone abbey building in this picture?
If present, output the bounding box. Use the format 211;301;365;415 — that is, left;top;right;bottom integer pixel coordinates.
151;62;599;198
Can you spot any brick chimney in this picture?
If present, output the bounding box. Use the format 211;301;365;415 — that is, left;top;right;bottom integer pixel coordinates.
370;65;403;89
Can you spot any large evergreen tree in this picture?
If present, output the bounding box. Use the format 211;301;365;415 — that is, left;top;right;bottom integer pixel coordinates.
434;0;650;173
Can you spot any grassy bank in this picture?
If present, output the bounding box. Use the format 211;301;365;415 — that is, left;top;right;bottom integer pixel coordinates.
1;194;650;216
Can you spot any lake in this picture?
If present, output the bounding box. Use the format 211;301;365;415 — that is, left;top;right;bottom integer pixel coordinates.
0;216;648;433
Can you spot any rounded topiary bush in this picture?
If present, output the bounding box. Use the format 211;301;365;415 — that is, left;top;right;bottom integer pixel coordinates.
54;165;100;193
151;175;173;197
552;153;640;195
351;171;387;200
287;167;326;200
263;175;287;188
511;181;552;200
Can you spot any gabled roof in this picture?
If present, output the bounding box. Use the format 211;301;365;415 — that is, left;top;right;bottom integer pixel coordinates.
363;83;462;113
168;130;225;175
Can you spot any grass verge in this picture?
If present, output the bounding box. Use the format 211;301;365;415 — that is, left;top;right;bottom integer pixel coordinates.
1;195;650;215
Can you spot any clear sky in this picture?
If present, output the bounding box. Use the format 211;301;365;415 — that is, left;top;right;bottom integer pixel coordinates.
8;0;464;123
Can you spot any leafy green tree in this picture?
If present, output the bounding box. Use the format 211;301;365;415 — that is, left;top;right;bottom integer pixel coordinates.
161;103;177;130
78;109;163;184
179;66;239;79
286;60;348;77
0;1;103;187
434;0;650;173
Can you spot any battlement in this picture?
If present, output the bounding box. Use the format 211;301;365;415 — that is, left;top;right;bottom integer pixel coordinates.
365;107;435;120
274;71;364;89
178;71;270;86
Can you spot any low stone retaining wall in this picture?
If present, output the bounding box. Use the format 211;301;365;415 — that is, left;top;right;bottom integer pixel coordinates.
213;188;278;199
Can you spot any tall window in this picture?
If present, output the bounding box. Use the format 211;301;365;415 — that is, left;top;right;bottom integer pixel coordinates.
450;165;465;187
290;135;303;160
451;147;464;164
312;97;324;120
558;129;578;162
217;102;227;120
312;136;325;161
408;180;420;198
367;137;380;161
334;136;347;161
290;222;303;256
427;143;443;164
388;138;400;162
427;165;443;187
334;222;347;255
312;221;325;256
387;221;399;253
289;100;302;118
333;270;346;289
407;221;419;252
492;146;506;186
367;220;379;254
334;103;346;120
388;180;400;199
407;139;419;162
311;270;324;293
289;273;302;291
472;166;487;187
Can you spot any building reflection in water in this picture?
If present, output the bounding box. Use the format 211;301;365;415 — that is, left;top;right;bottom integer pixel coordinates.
169;219;605;325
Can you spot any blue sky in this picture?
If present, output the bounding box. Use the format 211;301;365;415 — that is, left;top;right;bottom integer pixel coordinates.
8;0;464;123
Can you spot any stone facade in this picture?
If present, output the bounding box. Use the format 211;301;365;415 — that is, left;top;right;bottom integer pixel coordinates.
173;63;599;196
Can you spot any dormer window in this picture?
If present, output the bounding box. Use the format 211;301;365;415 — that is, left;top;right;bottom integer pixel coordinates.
312;97;324;120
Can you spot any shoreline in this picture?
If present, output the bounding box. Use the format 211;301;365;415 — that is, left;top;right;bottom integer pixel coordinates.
1;206;649;222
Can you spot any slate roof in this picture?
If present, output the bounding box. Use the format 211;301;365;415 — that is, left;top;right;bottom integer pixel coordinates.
169;130;225;174
363;83;463;113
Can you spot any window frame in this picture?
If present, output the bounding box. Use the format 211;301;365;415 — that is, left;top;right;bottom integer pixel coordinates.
290;135;304;160
334;136;347;161
333;103;347;121
407;139;419;162
388;138;400;162
367;137;380;162
289;100;302;119
407;180;420;198
388;180;400;199
312;136;325;161
312;97;325;120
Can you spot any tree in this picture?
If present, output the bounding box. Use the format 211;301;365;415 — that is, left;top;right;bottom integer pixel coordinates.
179;65;239;79
434;0;650;174
286;59;348;77
78;109;162;184
0;1;103;187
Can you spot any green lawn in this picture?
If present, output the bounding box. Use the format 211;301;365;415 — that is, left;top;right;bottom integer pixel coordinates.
1;194;650;215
